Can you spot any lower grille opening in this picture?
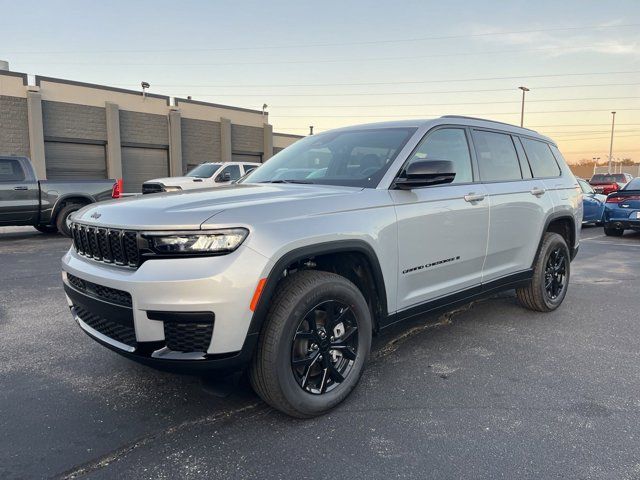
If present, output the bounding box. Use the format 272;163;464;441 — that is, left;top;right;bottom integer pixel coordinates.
164;322;213;353
74;304;137;348
67;273;132;308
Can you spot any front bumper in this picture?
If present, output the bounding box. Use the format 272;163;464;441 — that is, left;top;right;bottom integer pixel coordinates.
61;244;271;371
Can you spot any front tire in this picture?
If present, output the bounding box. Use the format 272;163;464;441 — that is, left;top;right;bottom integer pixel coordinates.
516;232;570;312
34;225;58;234
249;270;372;418
604;226;624;237
56;204;84;237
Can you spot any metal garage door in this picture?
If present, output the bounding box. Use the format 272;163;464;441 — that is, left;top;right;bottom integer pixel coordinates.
121;147;169;193
232;153;262;164
45;142;107;180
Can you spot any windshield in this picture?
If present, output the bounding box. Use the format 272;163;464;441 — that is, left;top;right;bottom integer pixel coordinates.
591;174;625;183
186;163;223;178
241;128;416;188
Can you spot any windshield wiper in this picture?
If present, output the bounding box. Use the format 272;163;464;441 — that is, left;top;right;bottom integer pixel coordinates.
259;179;314;184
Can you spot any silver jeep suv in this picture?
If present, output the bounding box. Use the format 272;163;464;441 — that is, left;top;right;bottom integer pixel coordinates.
61;116;582;417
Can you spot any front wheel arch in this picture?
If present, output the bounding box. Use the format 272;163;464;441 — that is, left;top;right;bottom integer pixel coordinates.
248;241;388;338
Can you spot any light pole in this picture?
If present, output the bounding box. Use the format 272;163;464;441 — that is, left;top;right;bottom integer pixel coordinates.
608;111;616;172
519;86;530;127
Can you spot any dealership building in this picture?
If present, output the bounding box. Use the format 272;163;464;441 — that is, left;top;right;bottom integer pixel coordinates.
0;68;302;192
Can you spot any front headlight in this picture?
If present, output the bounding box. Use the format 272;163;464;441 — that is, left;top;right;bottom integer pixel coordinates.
163;186;182;192
144;228;248;254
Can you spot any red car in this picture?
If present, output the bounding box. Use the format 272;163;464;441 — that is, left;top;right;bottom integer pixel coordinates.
589;173;634;195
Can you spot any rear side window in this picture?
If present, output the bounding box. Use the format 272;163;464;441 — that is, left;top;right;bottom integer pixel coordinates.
521;138;561;178
406;128;473;184
0;159;26;182
472;130;522;182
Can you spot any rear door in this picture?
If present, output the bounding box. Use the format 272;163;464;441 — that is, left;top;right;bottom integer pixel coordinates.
392;126;489;310
0;158;40;225
472;130;553;283
577;179;599;222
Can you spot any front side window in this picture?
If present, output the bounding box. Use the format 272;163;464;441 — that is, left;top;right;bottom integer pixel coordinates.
186;163;223;178
472;130;522;182
405;128;473;184
521;138;561;178
218;164;241;181
0;159;25;182
242;128;416;188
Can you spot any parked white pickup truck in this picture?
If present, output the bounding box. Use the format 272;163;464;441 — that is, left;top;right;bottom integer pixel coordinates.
142;162;260;194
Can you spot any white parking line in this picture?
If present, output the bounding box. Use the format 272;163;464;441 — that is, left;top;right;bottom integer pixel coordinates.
581;235;606;241
587;240;640;248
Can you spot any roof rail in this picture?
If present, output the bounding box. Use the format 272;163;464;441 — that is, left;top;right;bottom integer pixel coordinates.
440;115;539;134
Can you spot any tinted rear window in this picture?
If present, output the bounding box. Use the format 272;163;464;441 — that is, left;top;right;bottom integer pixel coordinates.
521;138;560;178
624;178;640;190
472;130;522;182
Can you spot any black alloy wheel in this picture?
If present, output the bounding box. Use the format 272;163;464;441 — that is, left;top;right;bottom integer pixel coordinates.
291;300;359;395
544;247;567;300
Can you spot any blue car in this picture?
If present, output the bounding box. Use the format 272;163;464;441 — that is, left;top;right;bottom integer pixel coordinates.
603;177;640;236
578;178;607;225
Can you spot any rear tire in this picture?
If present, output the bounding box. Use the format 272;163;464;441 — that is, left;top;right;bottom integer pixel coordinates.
516;232;570;312
34;225;58;234
56;204;84;237
604;226;624;237
249;270;372;418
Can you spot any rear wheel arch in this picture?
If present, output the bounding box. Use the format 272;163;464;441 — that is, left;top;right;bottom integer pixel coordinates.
534;214;576;266
248;241;388;337
52;194;94;221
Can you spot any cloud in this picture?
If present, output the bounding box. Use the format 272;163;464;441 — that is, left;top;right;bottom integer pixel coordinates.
466;23;640;58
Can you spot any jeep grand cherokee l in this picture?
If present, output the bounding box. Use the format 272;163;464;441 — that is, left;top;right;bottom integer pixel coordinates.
61;116;582;418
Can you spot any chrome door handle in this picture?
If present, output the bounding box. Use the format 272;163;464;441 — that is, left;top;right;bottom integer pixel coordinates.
13;186;28;191
464;193;486;203
530;187;546;197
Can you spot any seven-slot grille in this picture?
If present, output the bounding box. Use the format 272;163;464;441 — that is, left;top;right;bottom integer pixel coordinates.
71;223;140;267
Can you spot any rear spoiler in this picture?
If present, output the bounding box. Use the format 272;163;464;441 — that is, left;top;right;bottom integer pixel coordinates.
606;190;640;202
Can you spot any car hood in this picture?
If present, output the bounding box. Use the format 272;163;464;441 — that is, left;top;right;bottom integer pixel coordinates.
73;183;363;230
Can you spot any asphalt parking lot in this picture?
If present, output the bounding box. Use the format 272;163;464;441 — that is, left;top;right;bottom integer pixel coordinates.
1;226;640;479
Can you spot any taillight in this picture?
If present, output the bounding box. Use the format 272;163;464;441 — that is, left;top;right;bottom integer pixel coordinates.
606;196;624;203
111;178;123;199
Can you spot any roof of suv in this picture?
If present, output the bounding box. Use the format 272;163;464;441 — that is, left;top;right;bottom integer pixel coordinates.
327;116;554;144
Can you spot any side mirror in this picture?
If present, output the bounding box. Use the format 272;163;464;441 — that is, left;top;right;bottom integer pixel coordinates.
394;160;456;190
217;171;231;182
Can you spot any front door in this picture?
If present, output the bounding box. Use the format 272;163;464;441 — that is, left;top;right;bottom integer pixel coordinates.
0;158;39;225
391;127;489;311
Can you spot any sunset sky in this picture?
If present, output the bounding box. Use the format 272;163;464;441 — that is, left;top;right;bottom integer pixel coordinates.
2;0;638;163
